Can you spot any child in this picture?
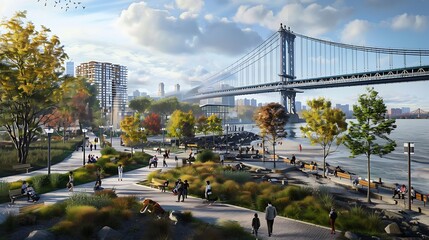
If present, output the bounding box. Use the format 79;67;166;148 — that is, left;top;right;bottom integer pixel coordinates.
251;213;260;237
329;207;337;234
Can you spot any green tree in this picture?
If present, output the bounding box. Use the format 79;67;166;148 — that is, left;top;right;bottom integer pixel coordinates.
129;97;152;114
167;110;195;145
0;12;69;164
300;98;348;178
120;113;146;155
254;103;289;168
206;114;223;147
150;97;179;126
196;115;209;146
345;88;397;203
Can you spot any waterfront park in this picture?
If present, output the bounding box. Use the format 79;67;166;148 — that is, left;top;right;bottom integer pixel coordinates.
1;10;429;240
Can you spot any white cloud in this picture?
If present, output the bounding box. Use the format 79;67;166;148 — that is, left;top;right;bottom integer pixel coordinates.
233;3;346;37
341;19;370;45
176;0;204;19
118;2;262;55
390;13;427;31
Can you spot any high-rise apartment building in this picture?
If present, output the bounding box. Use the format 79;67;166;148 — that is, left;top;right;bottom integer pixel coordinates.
76;61;127;129
158;82;165;97
65;61;74;77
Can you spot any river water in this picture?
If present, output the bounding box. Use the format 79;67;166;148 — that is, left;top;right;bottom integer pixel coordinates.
241;119;429;193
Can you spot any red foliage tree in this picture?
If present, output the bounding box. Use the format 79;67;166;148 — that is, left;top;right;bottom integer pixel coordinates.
142;113;161;135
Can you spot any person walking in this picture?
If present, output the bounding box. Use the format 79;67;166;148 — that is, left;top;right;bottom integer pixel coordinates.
118;164;123;181
205;180;213;204
96;167;102;187
329;207;337;234
265;201;277;237
163;154;168;167
251;213;261;238
411;186;416;203
68;171;74;192
183;180;189;199
175;179;184;202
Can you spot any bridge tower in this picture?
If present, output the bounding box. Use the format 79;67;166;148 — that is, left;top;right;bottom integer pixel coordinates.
278;24;300;122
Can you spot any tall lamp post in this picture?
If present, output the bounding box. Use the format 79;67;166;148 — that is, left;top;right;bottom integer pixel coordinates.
225;124;229;154
404;142;415;211
162;128;166;147
44;128;54;175
140;127;145;152
82;129;88;166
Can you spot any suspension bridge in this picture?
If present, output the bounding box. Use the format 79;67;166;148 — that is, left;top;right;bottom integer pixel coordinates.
184;23;429;121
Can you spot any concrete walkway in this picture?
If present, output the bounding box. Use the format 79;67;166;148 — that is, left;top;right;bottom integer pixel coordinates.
0;136;336;239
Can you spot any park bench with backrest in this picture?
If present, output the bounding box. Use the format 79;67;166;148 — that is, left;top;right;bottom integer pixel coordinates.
358;179;379;192
336;171;352;180
303;164;317;171
9;188;25;204
12;163;33;173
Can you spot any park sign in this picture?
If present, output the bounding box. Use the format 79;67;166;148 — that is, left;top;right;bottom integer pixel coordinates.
403;142;415;155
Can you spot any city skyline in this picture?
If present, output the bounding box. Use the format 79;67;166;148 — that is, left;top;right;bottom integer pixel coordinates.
1;0;429;111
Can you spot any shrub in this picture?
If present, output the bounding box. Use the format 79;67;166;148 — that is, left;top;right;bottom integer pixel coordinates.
66;192;112;209
142;218;172;239
0;181;9;197
255;195;271;211
222;171;252;184
30;174;50;192
66;205;98;222
218;220;253;239
103;162;117;175
283;186;312;201
95;189;117;198
219;180;240;200
37;202;67;219
95;206;121;228
50;220;75;235
112;196;136;209
49;173;63;188
196;149;216;163
100;146;117;155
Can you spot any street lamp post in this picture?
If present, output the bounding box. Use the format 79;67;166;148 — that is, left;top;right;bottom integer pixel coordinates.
162;128;166;147
82;129;88;166
140;127;145;152
404;142;415;211
44;128;54;175
225;124;229;154
110;125;113;146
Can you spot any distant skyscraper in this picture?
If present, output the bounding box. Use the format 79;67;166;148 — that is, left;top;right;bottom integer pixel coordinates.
389;108;402;116
250;98;257;107
133;90;141;98
295;101;302;112
402;107;410;114
158;82;165;97
76;61;127;129
335;104;350;116
65;61;74;76
175;84;180;92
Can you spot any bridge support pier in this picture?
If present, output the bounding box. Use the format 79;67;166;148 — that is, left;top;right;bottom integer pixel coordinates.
280;89;300;123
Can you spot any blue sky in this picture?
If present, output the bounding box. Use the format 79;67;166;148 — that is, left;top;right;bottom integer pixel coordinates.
1;0;429;111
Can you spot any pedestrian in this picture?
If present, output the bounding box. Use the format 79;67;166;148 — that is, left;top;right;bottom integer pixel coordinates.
183;180;189;199
291;154;296;165
220;154;225;165
299;144;302;151
411;186;416;203
94;143;97;150
265;201;277;237
90;143;93;151
175;179;184;202
329;207;337;234
96;167;102;187
400;184;407;199
251;213;261;238
392;183;400;198
118;164;123;181
162;179;169;192
21;181;30;201
205;180;213;204
163;154;168;167
154;156;158;168
68;171;74;192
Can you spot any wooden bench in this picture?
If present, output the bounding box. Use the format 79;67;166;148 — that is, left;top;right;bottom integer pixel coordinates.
336;172;352;180
303;164;317;171
12;163;33;173
358;180;378;192
415;193;427;207
9;189;25;204
150;178;167;191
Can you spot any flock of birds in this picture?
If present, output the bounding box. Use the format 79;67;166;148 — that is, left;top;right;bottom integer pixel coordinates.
37;0;86;11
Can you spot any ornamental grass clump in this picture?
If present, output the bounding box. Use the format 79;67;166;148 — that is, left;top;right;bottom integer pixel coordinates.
66;192;112;209
0;181;9;197
49;173;64;188
30;174;50;192
222;170;252;184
